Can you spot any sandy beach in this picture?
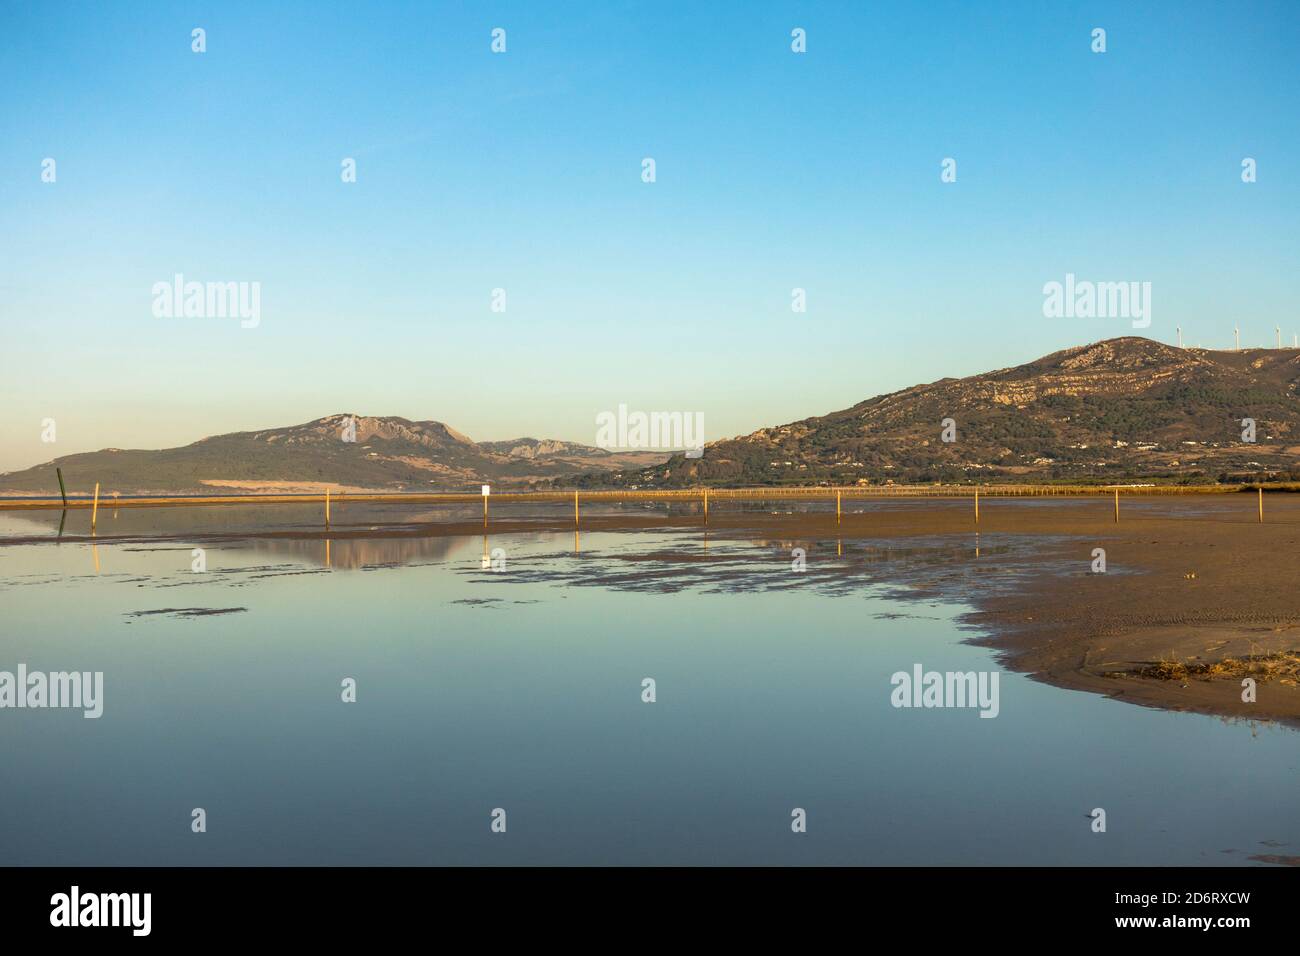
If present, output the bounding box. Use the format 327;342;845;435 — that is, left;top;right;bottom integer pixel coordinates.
714;495;1300;724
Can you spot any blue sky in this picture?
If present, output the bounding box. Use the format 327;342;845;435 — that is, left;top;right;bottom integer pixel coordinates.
2;0;1298;470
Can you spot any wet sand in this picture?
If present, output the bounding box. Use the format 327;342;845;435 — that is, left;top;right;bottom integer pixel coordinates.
702;496;1300;724
686;496;1300;725
6;493;1298;724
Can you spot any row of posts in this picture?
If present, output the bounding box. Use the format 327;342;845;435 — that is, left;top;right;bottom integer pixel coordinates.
39;472;1271;533
443;484;1268;529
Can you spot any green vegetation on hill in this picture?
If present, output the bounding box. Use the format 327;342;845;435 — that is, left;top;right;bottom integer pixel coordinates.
6;339;1297;496
559;338;1300;489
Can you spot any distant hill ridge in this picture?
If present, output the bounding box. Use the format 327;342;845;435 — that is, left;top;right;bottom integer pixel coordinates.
6;338;1298;495
0;414;666;495
567;337;1300;488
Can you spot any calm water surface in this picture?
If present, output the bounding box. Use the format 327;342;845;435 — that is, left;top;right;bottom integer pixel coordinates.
1;502;1295;865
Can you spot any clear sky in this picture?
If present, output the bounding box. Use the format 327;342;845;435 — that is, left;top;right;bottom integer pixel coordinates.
2;0;1298;470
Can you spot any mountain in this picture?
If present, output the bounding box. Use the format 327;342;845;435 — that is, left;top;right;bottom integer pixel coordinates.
7;339;1298;496
568;337;1300;488
0;414;669;496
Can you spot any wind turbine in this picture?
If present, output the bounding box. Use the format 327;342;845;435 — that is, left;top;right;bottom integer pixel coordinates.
1276;326;1282;349
1234;325;1240;351
1176;326;1183;348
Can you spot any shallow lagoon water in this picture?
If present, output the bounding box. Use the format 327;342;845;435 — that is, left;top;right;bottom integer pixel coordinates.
0;505;1296;865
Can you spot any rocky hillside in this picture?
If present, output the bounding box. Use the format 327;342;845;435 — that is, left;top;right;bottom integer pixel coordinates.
0;414;667;495
8;339;1297;496
570;338;1300;488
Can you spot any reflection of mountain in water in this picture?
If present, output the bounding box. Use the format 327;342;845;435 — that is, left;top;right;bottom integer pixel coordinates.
250;534;478;570
0;502;486;541
0;504;486;570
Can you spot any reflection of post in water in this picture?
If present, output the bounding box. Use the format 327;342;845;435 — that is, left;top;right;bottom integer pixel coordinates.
325;537;331;569
58;509;67;539
482;534;490;569
92;543;100;574
974;532;980;559
837;538;842;558
574;529;580;554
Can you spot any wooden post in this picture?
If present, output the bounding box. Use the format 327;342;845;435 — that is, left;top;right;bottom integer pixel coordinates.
974;486;979;524
91;482;100;531
1114;488;1119;523
56;467;68;507
325;488;331;526
836;489;841;524
574;490;580;527
703;487;708;523
483;495;488;527
1258;487;1264;523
